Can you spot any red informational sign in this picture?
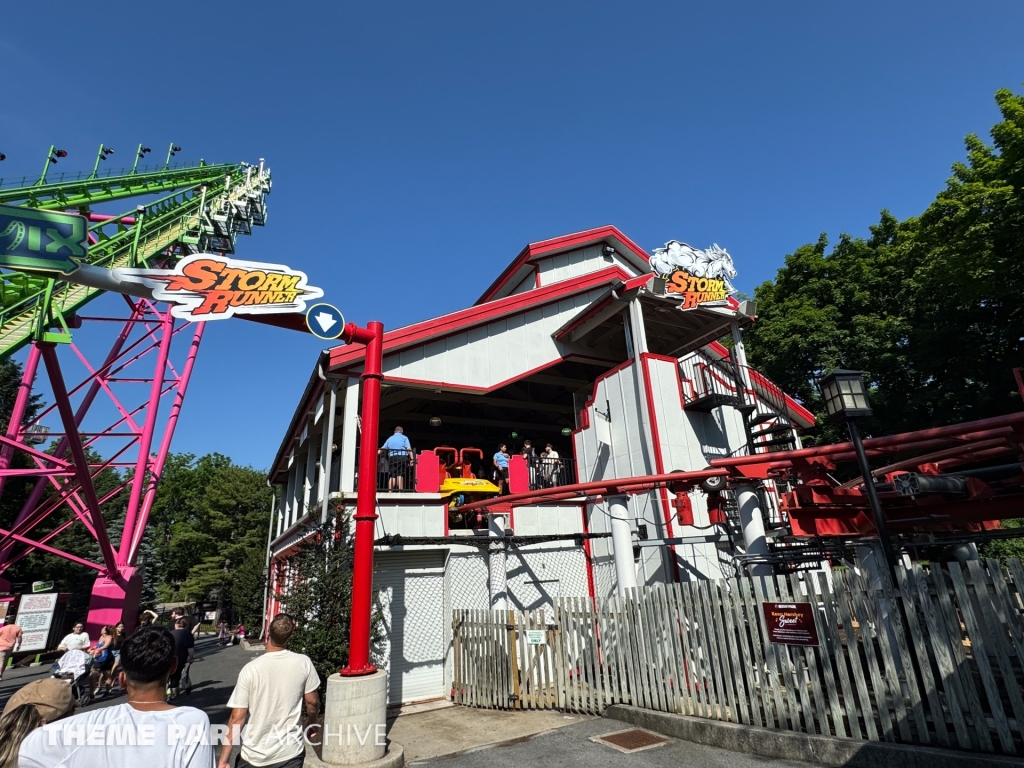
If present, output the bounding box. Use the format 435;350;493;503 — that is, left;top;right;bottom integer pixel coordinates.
761;601;820;647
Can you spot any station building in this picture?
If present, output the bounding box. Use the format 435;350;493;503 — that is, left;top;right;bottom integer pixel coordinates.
264;225;813;707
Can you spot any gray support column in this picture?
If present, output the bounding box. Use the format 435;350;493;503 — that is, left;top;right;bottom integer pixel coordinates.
283;455;297;530
340;377;360;493
289;459;301;528
302;434;317;519
734;482;772;577
319;381;338;523
609;495;637;595
729;320;755;392
488;513;508;610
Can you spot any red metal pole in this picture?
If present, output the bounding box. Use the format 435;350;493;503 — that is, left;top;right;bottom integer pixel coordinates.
340;321;383;676
39;344;119;577
118;308;175;565
127;321;205;563
0;343;42;496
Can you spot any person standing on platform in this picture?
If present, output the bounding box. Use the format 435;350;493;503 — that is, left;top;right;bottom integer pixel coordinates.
493;443;510;494
0;613;21;681
381;426;412;490
218;613;320;768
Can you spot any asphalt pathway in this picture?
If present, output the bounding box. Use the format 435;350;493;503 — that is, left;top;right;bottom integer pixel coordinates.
413;716;815;768
0;635;249;725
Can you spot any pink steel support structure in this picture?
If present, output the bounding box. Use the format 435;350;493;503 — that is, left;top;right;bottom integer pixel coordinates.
0;299;205;635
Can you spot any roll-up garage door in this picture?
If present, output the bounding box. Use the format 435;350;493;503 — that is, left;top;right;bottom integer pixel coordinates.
373;550;446;706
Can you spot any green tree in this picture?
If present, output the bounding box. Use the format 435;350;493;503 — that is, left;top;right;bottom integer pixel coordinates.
746;87;1024;439
282;508;380;694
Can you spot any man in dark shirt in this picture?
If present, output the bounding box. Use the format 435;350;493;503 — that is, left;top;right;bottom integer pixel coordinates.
168;617;194;700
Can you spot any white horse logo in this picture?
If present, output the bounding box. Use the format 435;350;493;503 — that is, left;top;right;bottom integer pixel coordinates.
650;241;737;294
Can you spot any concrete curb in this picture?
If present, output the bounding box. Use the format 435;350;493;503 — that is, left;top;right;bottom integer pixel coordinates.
606;705;1024;768
303;741;404;768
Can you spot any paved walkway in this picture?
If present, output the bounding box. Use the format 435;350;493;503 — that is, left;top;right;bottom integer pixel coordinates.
0;636;249;723
411;715;815;767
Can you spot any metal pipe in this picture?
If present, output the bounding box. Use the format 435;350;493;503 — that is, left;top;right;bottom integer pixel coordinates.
715;411;1024;468
340;321;384;677
457;468;728;514
734;482;772;576
849;421;897;570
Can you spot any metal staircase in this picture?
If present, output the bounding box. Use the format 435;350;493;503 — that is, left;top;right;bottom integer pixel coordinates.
0;159;271;359
678;348;799;455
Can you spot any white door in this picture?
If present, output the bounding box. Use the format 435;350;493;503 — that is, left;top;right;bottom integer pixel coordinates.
373;550;446;705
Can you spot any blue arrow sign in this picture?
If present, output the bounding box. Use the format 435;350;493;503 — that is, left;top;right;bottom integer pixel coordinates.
305;303;346;340
0;204;86;274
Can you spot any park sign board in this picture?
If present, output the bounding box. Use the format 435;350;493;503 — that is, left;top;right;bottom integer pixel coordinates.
648;240;737;310
0;203;86;274
761;601;820;647
119;253;325;322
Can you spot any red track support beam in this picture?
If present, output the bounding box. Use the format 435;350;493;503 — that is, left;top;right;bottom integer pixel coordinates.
340;321;384;677
118;307;174;566
39;343;119;577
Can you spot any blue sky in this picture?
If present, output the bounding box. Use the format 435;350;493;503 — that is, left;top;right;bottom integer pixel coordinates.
2;1;1022;470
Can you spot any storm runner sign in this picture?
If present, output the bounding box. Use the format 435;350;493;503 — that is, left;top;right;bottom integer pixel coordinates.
0;204;87;274
119;253;324;322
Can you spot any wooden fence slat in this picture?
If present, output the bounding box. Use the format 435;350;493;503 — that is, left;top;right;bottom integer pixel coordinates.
620;594;640;710
716;580;748;724
931;565;993;752
966;560;1024;753
768;575;807;731
680;583;706;718
703;580;732;720
751;575;794;731
695;581;723;719
809;573;849;738
949;563;1014;753
894;567;949;746
846;570;896;741
644;588;669;713
856;572;913;742
584;598;601;713
663;585;685;714
833;571;881;741
789;573;829;736
987;559;1024;667
554;602;566;711
728;579;760;726
908;565;969;749
742;576;780;729
771;575;815;735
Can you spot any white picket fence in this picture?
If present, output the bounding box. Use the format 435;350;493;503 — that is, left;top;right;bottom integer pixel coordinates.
453;559;1024;755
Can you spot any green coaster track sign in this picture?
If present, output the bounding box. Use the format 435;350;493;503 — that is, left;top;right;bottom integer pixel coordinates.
0;204;87;275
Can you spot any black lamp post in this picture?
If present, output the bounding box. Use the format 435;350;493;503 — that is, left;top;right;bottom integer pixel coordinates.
819;369;897;570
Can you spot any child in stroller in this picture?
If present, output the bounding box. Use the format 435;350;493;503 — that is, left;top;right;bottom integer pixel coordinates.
51;648;94;706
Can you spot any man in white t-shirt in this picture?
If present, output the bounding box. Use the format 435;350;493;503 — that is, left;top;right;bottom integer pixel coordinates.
57;621;91;652
219;613;320;768
19;625;214;768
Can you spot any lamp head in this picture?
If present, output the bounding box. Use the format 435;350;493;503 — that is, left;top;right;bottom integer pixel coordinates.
819;369;873;423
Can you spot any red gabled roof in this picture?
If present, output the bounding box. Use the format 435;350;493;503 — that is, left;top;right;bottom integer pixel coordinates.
475;225;651;305
328;265;634;371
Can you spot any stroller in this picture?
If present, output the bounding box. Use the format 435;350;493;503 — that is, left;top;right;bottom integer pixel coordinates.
52;649;94;706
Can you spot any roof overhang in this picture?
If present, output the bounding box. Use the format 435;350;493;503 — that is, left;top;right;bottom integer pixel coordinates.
476;225;650;305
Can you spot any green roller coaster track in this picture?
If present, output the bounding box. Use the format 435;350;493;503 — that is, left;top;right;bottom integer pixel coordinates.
0;150;271;359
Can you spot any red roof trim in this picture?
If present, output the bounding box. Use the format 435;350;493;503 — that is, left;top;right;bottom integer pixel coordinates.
476;225;651;305
329;265;632;370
